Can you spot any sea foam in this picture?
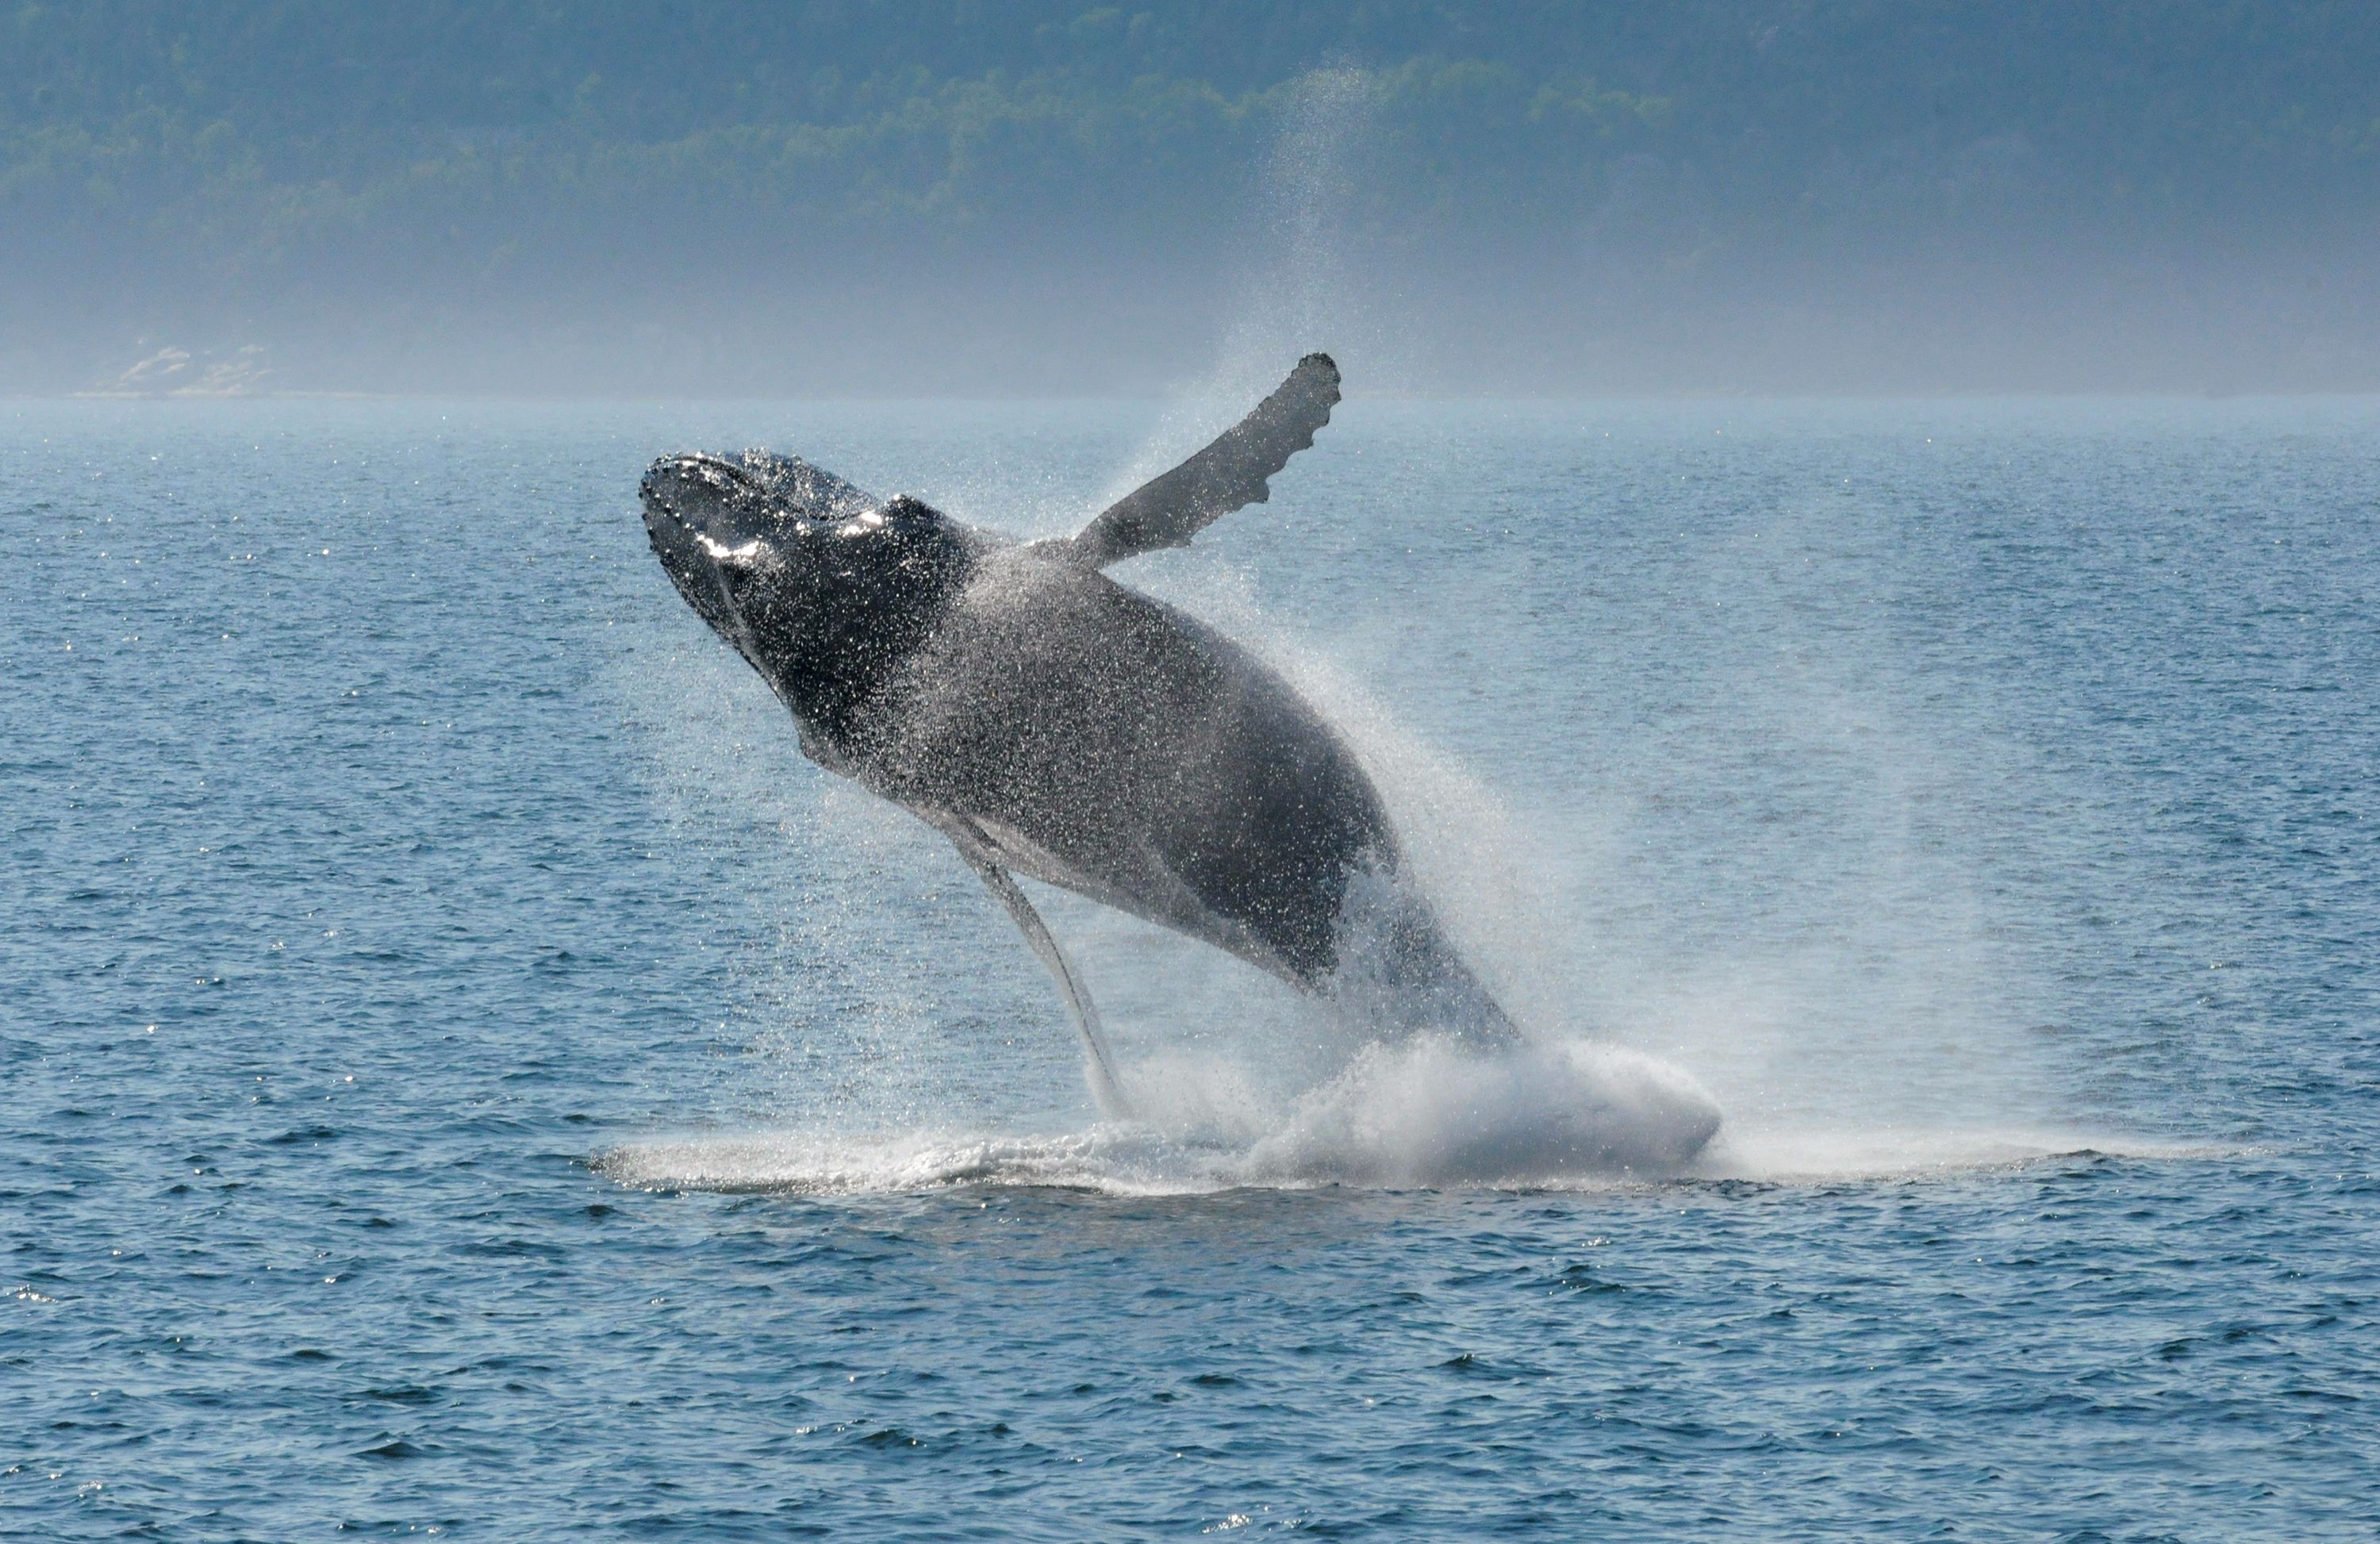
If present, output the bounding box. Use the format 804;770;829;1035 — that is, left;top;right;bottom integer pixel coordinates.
605;1032;1733;1196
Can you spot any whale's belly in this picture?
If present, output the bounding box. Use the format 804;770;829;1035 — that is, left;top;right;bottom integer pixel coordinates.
860;561;1394;985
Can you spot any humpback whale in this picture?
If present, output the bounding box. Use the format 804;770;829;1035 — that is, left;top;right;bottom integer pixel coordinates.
640;355;1516;1114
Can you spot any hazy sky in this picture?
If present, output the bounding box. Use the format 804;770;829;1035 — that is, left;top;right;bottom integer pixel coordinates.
5;1;2376;395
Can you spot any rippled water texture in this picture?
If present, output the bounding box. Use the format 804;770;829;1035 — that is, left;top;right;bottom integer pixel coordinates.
5;398;2376;1538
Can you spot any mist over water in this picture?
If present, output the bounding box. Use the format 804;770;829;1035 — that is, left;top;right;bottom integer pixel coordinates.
587;86;2111;1200
598;395;2122;1198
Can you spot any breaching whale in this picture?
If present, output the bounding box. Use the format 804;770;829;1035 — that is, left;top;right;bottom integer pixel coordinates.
639;355;1518;1115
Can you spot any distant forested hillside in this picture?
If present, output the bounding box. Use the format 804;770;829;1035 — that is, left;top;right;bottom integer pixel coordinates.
5;1;2377;393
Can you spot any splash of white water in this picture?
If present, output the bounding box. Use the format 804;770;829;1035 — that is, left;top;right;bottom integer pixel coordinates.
601;1031;1715;1194
604;63;2117;1196
598;1025;2206;1197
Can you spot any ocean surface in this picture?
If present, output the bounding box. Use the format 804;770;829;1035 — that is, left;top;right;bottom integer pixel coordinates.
3;394;2375;1539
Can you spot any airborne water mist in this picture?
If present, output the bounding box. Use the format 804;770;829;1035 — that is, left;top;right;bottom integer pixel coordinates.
624;342;1741;1187
596;49;2187;1196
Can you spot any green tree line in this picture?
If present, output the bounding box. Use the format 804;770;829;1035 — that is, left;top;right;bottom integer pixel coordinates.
6;0;2377;285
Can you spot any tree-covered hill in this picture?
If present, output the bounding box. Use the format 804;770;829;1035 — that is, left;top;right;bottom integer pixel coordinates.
5;1;2377;393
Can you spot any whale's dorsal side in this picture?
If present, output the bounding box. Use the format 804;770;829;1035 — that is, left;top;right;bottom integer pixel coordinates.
1058;352;1341;568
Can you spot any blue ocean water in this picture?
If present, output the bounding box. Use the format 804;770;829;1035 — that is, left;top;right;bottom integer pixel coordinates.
3;395;2375;1539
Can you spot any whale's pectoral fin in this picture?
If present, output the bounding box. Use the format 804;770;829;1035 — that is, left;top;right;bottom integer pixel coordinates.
1060;352;1341;567
949;828;1134;1120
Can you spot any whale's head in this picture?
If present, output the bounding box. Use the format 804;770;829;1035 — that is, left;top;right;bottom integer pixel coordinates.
639;451;982;738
